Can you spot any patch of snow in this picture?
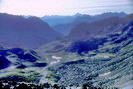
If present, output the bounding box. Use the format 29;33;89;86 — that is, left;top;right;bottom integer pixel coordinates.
50;60;60;65
52;56;62;60
49;55;62;65
103;56;110;59
99;72;111;77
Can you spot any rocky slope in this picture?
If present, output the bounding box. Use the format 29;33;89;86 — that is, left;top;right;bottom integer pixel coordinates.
46;21;133;88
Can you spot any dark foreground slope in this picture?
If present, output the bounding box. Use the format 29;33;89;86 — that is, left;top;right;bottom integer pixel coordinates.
0;47;48;85
47;21;133;88
0;48;47;69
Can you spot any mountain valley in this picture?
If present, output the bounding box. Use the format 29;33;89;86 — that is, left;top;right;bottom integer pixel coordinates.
0;12;133;89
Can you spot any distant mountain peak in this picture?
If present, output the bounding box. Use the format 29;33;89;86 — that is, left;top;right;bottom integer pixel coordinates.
74;13;83;17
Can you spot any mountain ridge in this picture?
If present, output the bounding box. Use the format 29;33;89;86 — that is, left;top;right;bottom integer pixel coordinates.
65;13;133;41
52;12;127;35
0;13;62;48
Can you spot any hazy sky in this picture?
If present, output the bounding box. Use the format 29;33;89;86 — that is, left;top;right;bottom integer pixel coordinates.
0;0;132;17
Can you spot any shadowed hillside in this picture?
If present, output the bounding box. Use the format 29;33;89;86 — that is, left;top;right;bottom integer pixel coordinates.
0;13;62;48
65;14;133;41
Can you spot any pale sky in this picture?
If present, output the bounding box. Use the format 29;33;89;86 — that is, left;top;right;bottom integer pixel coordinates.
0;0;132;17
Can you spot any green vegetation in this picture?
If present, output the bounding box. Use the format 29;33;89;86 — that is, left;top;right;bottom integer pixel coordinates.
0;69;41;83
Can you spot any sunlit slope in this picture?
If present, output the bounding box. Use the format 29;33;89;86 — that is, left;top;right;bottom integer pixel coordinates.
47;21;133;88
